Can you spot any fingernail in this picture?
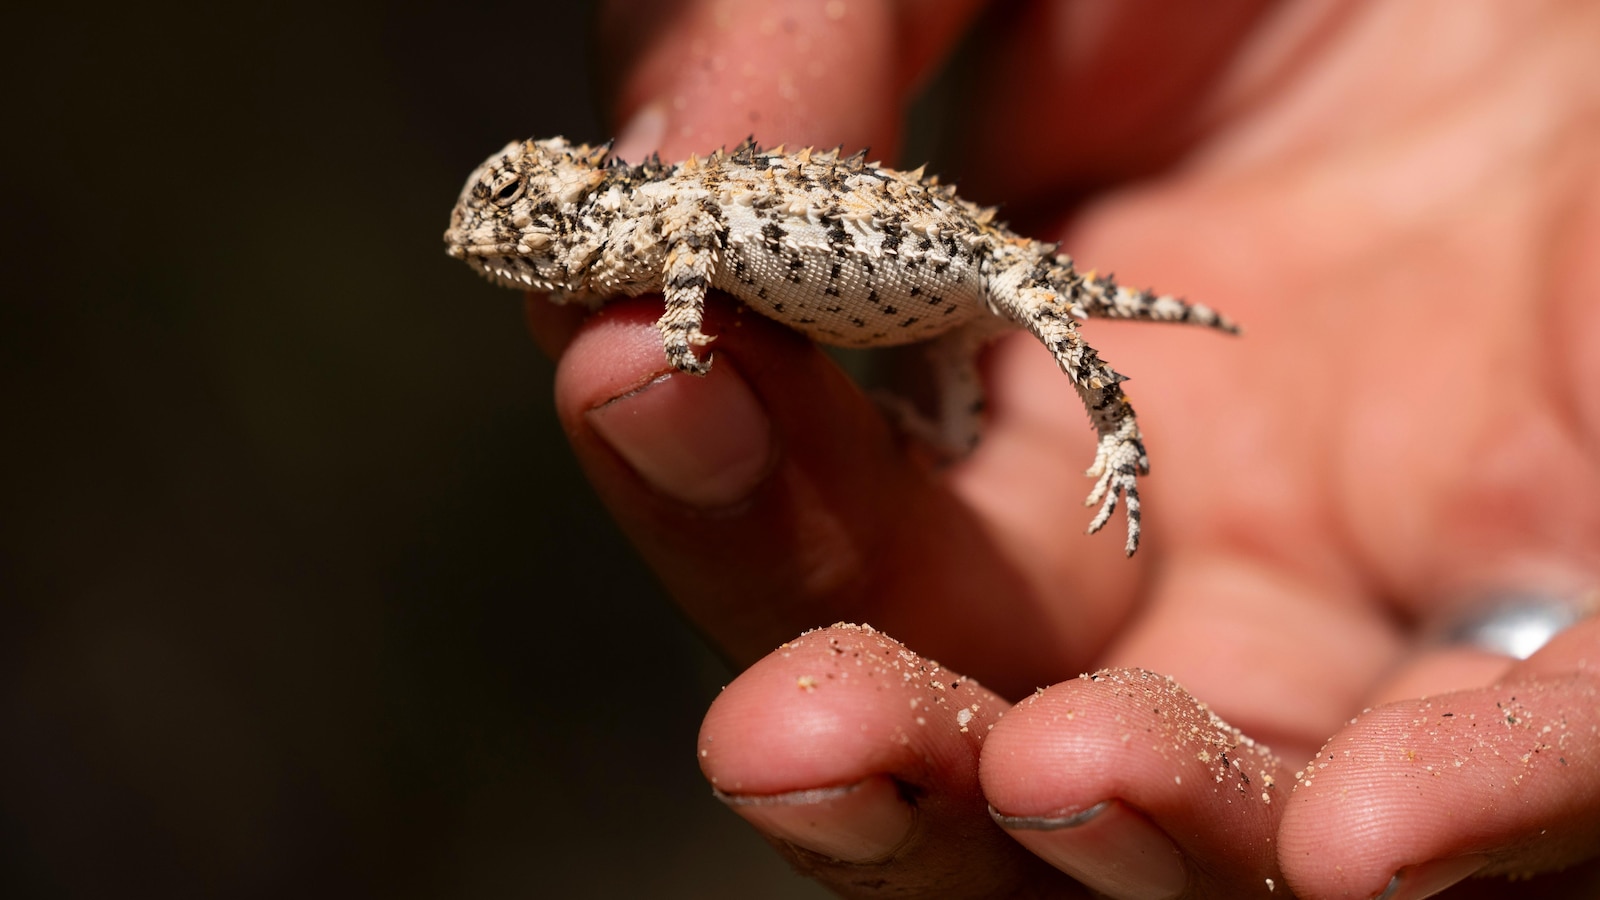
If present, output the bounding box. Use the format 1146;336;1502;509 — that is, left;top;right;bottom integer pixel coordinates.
587;361;774;508
992;800;1185;900
612;102;667;163
716;775;915;864
1373;855;1489;900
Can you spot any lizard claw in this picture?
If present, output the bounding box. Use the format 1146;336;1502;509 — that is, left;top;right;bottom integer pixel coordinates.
1084;428;1148;556
662;326;716;376
667;348;713;376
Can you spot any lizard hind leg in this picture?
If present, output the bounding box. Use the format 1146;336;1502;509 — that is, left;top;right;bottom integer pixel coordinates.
868;320;1001;462
917;317;1014;457
986;263;1150;555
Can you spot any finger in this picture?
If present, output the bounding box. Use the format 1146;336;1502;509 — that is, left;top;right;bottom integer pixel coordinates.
596;0;987;162
982;667;1292;900
532;0;1156;689
956;0;1299;201
527;0;914;361
699;624;1083;899
1278;615;1600;900
522;293;589;360
552;295;1121;694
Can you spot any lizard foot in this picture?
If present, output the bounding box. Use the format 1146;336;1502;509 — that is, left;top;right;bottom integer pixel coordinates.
1084;426;1148;556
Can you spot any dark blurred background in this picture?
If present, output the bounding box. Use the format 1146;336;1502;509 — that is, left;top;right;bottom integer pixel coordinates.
1;1;830;895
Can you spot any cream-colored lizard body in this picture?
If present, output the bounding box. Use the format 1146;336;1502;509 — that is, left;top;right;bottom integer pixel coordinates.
445;137;1239;554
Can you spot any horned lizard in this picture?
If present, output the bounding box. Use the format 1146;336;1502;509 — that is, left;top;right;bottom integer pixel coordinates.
444;136;1238;555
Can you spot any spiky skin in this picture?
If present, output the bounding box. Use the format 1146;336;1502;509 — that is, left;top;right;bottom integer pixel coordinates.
444;136;1239;555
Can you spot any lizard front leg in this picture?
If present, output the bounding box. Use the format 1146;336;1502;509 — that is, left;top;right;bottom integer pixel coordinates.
657;238;721;376
985;259;1149;555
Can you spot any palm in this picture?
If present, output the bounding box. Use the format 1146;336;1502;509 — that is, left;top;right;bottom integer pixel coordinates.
558;1;1600;896
934;4;1600;758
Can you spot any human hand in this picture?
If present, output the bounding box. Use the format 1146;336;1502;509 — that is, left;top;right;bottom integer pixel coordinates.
532;1;1600;897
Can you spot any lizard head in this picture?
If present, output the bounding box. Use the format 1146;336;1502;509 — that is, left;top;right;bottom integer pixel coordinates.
443;137;612;292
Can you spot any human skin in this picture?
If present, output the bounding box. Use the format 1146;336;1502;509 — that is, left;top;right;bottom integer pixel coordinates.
522;1;1600;897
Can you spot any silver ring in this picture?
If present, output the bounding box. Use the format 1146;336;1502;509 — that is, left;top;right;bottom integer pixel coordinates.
1426;589;1596;659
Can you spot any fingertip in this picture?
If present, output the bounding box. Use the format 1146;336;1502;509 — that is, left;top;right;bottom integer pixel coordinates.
699;626;1065;895
610;101;666;165
1279;677;1600;898
714;775;916;866
698;624;1004;795
982;669;1285;819
598;0;901;160
553;297;787;510
577;340;776;512
982;669;1286;896
991;799;1186;900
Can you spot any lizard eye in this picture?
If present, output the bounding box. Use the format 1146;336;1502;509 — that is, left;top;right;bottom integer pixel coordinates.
490;175;525;207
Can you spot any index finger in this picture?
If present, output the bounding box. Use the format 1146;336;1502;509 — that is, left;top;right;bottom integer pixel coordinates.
596;0;986;162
